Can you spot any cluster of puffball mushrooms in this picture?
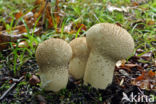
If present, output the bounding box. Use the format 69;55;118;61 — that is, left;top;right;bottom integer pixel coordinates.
35;23;135;92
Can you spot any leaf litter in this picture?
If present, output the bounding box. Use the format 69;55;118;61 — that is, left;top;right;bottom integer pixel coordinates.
0;0;155;103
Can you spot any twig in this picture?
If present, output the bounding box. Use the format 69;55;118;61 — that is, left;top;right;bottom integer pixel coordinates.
0;76;24;101
41;0;49;26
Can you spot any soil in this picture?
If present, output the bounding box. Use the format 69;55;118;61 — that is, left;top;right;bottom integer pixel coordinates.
0;49;155;104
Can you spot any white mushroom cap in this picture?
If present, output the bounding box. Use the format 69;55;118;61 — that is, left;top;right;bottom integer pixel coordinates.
69;37;89;79
86;23;134;60
84;23;134;89
36;38;72;92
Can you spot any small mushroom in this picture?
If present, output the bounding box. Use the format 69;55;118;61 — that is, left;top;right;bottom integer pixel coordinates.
84;23;134;89
69;37;89;80
35;38;72;92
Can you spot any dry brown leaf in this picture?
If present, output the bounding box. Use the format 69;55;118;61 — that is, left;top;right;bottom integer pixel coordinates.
34;0;45;5
148;70;155;78
132;20;145;29
132;0;151;5
0;31;23;42
5;17;13;24
136;48;144;53
36;0;46;19
46;3;53;28
107;5;130;12
115;23;122;27
124;64;138;68
63;22;73;33
0;26;4;31
0;26;42;51
0;0;55;51
154;59;156;67
15;11;23;20
29;75;40;85
0;31;23;50
132;70;156;90
147;20;155;25
116;59;126;68
0;43;8;51
141;52;153;60
132;2;139;6
54;0;61;26
14;25;27;33
75;23;87;31
57;22;86;34
23;12;34;21
13;41;28;48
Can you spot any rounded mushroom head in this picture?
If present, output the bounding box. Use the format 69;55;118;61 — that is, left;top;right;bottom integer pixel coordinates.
70;37;89;58
86;23;134;61
69;37;89;79
36;38;72;71
35;38;72;92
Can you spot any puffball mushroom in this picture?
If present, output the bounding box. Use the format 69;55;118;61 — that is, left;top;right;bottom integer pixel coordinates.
84;23;134;89
35;38;72;92
69;37;89;79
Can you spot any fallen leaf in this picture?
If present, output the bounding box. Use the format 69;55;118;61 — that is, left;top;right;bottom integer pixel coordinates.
136;49;144;53
64;22;73;33
131;0;150;5
46;3;53;28
23;12;34;21
34;0;46;20
0;26;3;31
57;22;86;34
119;69;129;76
132;20;145;29
75;23;87;31
132;2;139;6
29;75;40;85
148;70;155;78
14;25;27;33
15;11;23;20
154;59;156;67
124;64;138;68
74;80;81;85
9;79;13;84
132;70;156;90
115;23;122;27
141;52;153;60
116;59;126;68
107;5;130;12
147;20;155;25
135;72;145;81
13;41;29;48
34;0;45;5
54;0;60;26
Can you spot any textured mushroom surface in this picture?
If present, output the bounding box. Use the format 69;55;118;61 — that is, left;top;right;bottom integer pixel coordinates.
84;23;134;89
69;37;89;79
36;38;72;92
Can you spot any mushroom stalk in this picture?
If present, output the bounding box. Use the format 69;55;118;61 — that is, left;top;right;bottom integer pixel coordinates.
69;37;89;79
39;65;68;91
84;51;116;89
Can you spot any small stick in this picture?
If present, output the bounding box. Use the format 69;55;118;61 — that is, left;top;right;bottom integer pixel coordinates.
41;0;49;26
0;76;24;101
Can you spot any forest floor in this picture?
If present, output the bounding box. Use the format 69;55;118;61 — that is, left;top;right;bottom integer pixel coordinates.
0;0;155;104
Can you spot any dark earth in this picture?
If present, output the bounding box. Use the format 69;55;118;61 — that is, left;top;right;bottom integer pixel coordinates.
0;47;155;104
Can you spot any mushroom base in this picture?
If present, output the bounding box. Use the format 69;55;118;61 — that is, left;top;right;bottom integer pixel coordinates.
69;57;88;79
39;66;68;92
84;51;116;89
